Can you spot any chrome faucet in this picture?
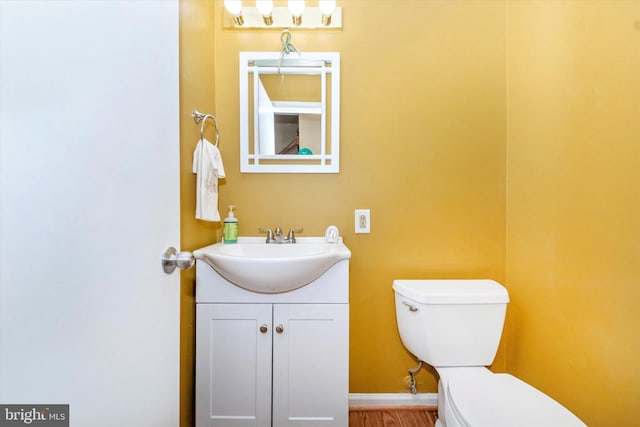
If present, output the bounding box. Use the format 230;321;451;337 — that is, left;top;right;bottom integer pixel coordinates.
259;227;303;244
286;228;303;243
274;227;285;243
259;228;276;243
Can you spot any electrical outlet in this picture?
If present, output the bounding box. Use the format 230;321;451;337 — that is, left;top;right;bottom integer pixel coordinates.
354;209;370;233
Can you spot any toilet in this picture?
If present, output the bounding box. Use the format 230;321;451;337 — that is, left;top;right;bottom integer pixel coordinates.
393;279;587;427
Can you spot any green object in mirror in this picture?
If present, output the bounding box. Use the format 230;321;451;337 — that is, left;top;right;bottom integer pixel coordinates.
298;148;312;155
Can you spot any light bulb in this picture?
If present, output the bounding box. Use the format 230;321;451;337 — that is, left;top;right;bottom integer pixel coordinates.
288;0;304;26
318;0;336;16
256;0;273;26
224;0;244;26
256;0;273;16
289;0;304;17
224;0;242;16
319;0;335;26
288;0;305;17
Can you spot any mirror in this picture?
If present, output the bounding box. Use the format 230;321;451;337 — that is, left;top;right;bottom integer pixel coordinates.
239;52;340;173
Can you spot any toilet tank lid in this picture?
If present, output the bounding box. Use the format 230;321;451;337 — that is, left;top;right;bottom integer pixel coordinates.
392;280;509;304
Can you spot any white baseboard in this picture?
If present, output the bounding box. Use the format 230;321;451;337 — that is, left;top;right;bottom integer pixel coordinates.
349;393;438;408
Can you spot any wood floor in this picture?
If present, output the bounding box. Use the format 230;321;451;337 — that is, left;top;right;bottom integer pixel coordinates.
349;407;438;427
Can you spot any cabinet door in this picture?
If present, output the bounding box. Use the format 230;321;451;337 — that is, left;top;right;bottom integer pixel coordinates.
272;304;349;426
196;304;273;427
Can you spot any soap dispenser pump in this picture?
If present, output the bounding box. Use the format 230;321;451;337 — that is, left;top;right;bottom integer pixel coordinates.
223;205;238;244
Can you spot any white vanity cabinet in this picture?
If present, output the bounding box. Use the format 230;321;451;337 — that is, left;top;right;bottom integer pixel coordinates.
195;257;349;427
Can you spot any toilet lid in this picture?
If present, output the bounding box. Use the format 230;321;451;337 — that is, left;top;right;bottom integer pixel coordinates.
447;373;587;427
392;279;509;304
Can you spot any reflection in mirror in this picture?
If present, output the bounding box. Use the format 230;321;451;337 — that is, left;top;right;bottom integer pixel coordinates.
240;52;340;173
257;73;322;155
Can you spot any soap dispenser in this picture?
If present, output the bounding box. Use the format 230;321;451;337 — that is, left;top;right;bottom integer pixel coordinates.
223;205;238;244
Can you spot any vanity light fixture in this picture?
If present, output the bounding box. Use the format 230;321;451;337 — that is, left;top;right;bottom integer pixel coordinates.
256;0;274;26
223;1;342;29
288;0;305;26
224;0;244;26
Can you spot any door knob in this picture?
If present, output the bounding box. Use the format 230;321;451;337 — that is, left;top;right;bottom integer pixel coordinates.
275;325;284;334
260;324;268;333
161;247;195;274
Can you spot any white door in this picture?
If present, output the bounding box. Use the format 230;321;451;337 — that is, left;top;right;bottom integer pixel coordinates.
0;1;180;426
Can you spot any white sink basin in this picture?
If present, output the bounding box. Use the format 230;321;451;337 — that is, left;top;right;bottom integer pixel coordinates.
193;237;351;293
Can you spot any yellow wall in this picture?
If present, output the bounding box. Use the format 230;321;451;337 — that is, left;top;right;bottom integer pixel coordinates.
179;2;219;426
179;1;640;426
178;1;506;419
212;0;507;394
506;1;640;426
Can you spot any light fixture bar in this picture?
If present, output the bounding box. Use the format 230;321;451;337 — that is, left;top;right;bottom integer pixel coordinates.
223;6;342;29
252;58;326;67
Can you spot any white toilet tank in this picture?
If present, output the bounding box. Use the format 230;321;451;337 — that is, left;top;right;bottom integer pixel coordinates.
393;279;509;367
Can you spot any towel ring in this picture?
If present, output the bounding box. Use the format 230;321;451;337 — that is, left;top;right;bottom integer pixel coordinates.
192;109;220;147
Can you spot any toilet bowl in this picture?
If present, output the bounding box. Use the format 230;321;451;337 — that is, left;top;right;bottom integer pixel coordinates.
437;367;586;427
393;280;587;427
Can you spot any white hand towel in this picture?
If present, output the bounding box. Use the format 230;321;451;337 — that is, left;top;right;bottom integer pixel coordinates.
193;138;226;221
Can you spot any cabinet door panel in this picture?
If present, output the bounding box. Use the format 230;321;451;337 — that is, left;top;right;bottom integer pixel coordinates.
272;304;349;426
196;304;272;427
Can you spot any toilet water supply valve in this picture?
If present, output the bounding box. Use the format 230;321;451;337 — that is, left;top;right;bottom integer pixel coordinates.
406;361;423;394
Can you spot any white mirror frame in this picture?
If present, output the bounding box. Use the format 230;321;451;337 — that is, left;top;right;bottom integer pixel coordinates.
239;51;340;173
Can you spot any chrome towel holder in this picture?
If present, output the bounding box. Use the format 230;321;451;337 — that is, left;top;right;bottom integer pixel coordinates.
192;109;220;147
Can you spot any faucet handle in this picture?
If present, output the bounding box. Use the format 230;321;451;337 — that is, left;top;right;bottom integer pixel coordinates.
287;228;303;243
258;227;275;243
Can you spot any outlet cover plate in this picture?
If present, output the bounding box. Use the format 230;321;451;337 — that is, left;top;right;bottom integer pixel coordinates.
355;209;370;233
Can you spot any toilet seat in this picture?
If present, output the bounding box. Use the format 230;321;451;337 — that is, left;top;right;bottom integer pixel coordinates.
446;373;587;427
